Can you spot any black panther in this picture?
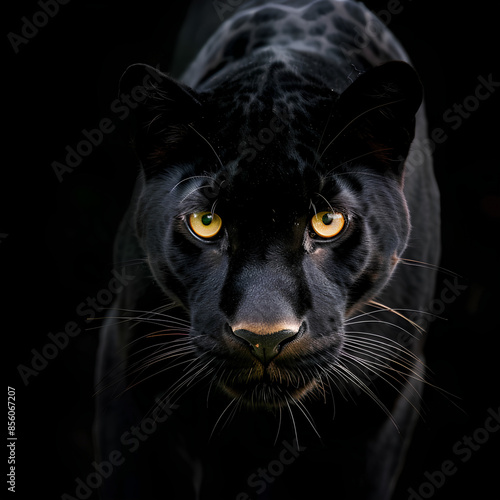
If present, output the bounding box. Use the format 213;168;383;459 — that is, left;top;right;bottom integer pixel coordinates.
95;1;440;498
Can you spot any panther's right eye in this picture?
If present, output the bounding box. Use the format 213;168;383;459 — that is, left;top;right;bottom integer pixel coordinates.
188;212;223;239
310;211;345;239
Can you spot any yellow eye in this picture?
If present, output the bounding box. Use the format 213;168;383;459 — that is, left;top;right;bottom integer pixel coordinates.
311;211;345;238
188;212;223;239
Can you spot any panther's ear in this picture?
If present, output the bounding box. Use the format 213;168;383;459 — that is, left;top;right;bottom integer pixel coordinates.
329;61;423;177
119;63;203;172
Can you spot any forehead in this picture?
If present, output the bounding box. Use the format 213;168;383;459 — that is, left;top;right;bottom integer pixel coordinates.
176;76;343;213
194;112;325;204
175;155;316;220
200;65;336;157
226;162;310;212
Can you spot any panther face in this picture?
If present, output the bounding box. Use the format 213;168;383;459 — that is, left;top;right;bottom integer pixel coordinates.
122;59;420;408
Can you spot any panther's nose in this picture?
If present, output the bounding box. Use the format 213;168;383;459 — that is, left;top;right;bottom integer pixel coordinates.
231;323;303;365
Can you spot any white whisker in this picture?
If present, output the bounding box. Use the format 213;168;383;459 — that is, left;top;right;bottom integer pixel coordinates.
335;360;399;432
188;124;224;169
209;396;239;441
285;395;300;449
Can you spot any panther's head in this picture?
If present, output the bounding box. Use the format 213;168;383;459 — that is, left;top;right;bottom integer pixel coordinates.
120;60;422;408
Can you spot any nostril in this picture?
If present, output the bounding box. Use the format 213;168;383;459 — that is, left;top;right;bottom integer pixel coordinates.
231;325;303;365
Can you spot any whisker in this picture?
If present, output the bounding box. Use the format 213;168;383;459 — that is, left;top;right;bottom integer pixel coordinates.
396;258;460;278
342;341;425;383
343;332;426;366
112;305;190;324
314;192;334;213
316;367;337;419
367;300;427;334
166;358;216;404
95;316;189;333
274;405;283;446
335;360;399;432
341;351;423;418
126;357;197;393
96;353;195;402
324;148;393;176
169;174;219;195
128;342;195;368
188;124;224;169
313;101;336;170
293;396;322;440
346;318;420;339
145;331;189;337
209;396;238;441
344;340;417;367
225;395;245;433
206;362;226;408
285;396;300;449
317;99;405;162
179;183;214;204
346;305;436;324
94;336;193;393
320;363;356;403
86;305;190;332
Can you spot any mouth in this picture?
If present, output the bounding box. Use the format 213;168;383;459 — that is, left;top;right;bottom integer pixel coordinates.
190;325;342;409
217;367;319;408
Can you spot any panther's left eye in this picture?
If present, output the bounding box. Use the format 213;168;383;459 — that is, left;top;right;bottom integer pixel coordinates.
188;212;223;239
311;211;345;239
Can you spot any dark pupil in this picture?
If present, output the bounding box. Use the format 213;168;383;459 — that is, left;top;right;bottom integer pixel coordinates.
201;214;213;226
322;213;333;225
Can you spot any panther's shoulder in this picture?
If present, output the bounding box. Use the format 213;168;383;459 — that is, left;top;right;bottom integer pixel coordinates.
180;0;408;92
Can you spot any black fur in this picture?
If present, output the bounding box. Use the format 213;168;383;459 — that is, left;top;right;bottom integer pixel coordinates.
95;1;440;499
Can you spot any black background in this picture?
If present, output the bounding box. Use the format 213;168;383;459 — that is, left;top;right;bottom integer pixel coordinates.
3;1;499;498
